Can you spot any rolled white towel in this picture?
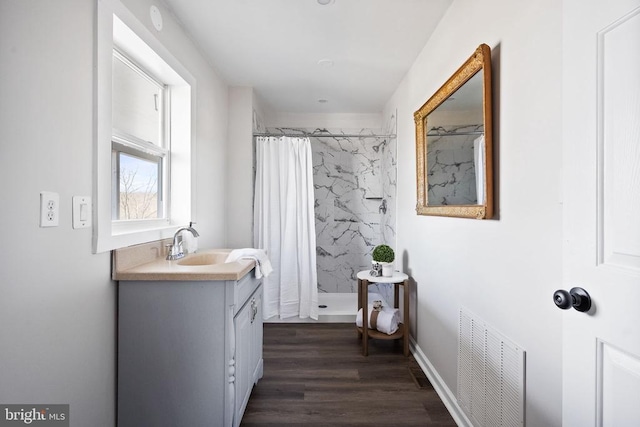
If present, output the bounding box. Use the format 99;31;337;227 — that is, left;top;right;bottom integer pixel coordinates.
356;304;401;335
225;248;273;279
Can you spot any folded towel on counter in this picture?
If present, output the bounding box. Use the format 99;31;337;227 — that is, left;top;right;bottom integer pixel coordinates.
225;248;273;279
356;294;401;335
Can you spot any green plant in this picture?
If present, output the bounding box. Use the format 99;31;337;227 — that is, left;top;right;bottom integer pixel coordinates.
372;244;394;263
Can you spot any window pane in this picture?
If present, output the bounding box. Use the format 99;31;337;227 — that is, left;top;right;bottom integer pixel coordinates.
117;152;161;220
112;54;163;146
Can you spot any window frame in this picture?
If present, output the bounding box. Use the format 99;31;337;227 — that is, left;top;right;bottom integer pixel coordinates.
95;0;196;253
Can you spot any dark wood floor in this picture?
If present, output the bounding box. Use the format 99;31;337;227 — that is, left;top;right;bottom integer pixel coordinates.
241;323;457;426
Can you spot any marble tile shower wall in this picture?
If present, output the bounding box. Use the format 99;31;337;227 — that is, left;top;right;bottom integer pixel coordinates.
265;123;397;294
371;113;398;304
381;112;397;249
427;124;482;206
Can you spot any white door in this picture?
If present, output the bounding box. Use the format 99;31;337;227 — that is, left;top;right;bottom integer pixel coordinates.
563;1;640;426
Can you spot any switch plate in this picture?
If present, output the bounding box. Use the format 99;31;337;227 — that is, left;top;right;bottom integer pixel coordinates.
72;196;92;229
40;191;59;227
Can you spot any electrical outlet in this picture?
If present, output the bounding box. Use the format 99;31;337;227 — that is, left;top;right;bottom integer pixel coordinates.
40;191;59;227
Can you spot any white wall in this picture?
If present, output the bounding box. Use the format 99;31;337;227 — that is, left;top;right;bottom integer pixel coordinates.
385;0;563;425
0;1;228;425
227;87;254;247
267;112;382;130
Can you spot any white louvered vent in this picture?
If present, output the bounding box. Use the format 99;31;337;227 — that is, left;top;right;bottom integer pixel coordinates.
458;308;525;427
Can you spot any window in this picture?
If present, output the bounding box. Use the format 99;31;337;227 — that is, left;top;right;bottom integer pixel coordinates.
113;145;163;219
95;0;195;253
112;49;168;221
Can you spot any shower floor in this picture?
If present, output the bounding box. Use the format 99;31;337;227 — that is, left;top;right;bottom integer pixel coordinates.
264;292;357;323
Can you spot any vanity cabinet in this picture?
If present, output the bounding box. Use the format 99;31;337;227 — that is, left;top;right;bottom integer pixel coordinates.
234;286;262;424
117;271;263;427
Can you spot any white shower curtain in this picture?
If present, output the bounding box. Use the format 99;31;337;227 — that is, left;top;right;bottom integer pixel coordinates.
473;135;486;205
254;136;318;320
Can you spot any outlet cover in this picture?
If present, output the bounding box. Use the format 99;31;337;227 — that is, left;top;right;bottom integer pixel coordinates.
40;191;59;227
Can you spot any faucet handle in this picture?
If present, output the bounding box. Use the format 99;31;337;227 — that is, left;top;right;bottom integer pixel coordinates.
165;240;185;261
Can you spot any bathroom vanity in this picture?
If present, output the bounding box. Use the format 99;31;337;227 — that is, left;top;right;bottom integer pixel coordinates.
114;243;263;427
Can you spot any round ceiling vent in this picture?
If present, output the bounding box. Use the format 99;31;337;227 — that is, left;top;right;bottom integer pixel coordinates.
150;5;163;31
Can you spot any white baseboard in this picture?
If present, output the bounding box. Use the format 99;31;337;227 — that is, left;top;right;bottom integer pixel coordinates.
410;337;473;427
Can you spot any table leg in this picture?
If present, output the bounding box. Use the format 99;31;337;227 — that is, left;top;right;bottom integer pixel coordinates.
362;279;369;356
403;279;410;356
357;278;362;339
394;283;400;308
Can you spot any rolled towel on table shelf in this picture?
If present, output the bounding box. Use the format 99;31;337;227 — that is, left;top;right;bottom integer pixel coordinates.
225;248;273;278
356;303;401;335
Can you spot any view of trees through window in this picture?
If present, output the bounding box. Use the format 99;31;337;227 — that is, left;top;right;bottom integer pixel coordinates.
118;153;160;220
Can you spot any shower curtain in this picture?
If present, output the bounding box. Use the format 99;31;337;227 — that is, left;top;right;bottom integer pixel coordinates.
254;136;319;320
474;135;486;205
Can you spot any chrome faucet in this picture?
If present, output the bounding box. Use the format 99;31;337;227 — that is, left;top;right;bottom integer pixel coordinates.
166;226;200;260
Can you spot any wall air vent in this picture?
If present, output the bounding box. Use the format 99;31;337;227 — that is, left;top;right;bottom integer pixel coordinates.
458;308;525;427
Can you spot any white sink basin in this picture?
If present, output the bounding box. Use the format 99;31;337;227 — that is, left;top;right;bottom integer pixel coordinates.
176;252;227;266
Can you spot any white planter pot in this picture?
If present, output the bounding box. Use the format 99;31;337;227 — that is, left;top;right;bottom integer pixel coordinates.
381;262;394;277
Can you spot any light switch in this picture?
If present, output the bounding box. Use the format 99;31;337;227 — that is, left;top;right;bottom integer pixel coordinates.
72;196;92;229
80;203;88;221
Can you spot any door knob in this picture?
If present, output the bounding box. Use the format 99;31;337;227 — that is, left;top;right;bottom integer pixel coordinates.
553;287;591;312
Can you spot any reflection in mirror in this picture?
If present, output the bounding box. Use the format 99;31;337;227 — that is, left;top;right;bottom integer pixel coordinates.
426;71;484;206
414;44;493;219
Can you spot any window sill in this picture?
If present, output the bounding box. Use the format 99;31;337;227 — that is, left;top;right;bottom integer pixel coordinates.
95;222;180;254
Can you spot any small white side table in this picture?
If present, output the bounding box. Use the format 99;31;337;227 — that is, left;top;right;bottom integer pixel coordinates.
356;270;410;356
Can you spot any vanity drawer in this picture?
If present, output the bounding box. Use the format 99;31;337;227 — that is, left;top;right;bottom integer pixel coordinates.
235;271;260;314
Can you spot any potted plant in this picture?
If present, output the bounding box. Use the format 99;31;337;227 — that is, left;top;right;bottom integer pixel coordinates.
372;244;395;277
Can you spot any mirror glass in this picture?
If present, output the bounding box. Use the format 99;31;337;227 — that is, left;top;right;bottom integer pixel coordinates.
414;44;493;219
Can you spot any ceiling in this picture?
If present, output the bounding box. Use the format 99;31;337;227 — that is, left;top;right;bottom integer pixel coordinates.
160;0;453;114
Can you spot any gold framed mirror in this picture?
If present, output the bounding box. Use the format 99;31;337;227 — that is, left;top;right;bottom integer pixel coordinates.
414;43;493;219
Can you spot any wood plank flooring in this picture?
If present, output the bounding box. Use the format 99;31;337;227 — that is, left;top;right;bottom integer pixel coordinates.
241;323;457;426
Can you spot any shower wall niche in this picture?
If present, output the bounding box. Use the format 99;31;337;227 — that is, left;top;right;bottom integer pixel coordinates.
266;114;397;293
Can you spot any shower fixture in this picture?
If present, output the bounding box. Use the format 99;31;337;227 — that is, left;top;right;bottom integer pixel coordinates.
379;199;387;214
